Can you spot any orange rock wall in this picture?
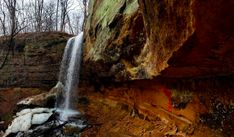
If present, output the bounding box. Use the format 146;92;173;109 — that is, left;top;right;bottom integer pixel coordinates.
82;0;234;135
83;0;234;80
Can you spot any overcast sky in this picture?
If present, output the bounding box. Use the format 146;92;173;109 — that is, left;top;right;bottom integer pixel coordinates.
0;0;86;35
21;0;84;14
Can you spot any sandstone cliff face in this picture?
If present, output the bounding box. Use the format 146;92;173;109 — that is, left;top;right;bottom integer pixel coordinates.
84;0;143;81
82;0;234;135
84;0;234;80
0;32;71;87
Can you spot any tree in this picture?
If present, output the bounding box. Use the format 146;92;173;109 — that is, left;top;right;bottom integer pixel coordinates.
76;0;87;30
44;1;56;32
55;0;60;31
0;0;17;69
83;0;87;17
60;0;72;32
72;13;82;34
34;0;44;32
0;0;86;35
0;0;26;69
0;0;7;36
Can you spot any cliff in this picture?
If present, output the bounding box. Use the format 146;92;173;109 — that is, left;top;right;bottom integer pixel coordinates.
81;0;234;136
0;32;71;88
83;0;234;80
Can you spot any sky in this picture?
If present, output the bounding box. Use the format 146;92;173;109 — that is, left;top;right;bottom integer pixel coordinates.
33;0;84;13
0;0;85;35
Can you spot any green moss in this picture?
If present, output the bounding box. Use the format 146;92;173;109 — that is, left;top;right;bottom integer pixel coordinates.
95;0;125;28
124;0;139;14
95;0;138;28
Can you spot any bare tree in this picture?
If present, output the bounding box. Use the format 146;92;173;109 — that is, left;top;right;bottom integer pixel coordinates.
24;1;36;32
0;1;7;35
76;0;87;30
0;0;86;35
60;0;72;32
0;0;17;69
55;0;60;31
66;14;74;34
44;1;56;32
34;0;44;32
0;0;26;69
71;12;82;34
83;0;87;17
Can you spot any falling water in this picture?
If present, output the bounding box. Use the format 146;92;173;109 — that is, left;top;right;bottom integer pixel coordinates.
56;32;84;121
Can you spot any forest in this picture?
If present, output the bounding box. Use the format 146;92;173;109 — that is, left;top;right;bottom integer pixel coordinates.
0;0;87;35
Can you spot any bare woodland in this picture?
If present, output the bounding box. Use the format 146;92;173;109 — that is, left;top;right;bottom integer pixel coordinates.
0;0;87;69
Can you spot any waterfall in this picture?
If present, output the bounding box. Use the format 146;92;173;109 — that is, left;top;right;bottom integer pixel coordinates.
56;32;84;121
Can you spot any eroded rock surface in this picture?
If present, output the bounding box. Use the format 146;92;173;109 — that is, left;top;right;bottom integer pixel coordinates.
0;32;71;87
82;0;234;136
77;84;229;137
17;82;64;108
83;0;234;80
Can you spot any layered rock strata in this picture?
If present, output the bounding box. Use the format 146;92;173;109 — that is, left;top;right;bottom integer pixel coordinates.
0;32;71;87
83;0;234;80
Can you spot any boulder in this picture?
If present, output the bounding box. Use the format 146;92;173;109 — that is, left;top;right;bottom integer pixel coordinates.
17;82;64;108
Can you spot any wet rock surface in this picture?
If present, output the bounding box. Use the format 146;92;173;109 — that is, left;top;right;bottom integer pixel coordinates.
77;80;234;137
11;118;87;137
0;87;88;137
0;88;46;130
17;82;63;109
200;98;234;136
77;85;227;137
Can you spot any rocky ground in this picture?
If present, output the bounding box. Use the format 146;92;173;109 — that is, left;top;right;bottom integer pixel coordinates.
0;87;228;137
0;88;46;130
77;90;224;137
